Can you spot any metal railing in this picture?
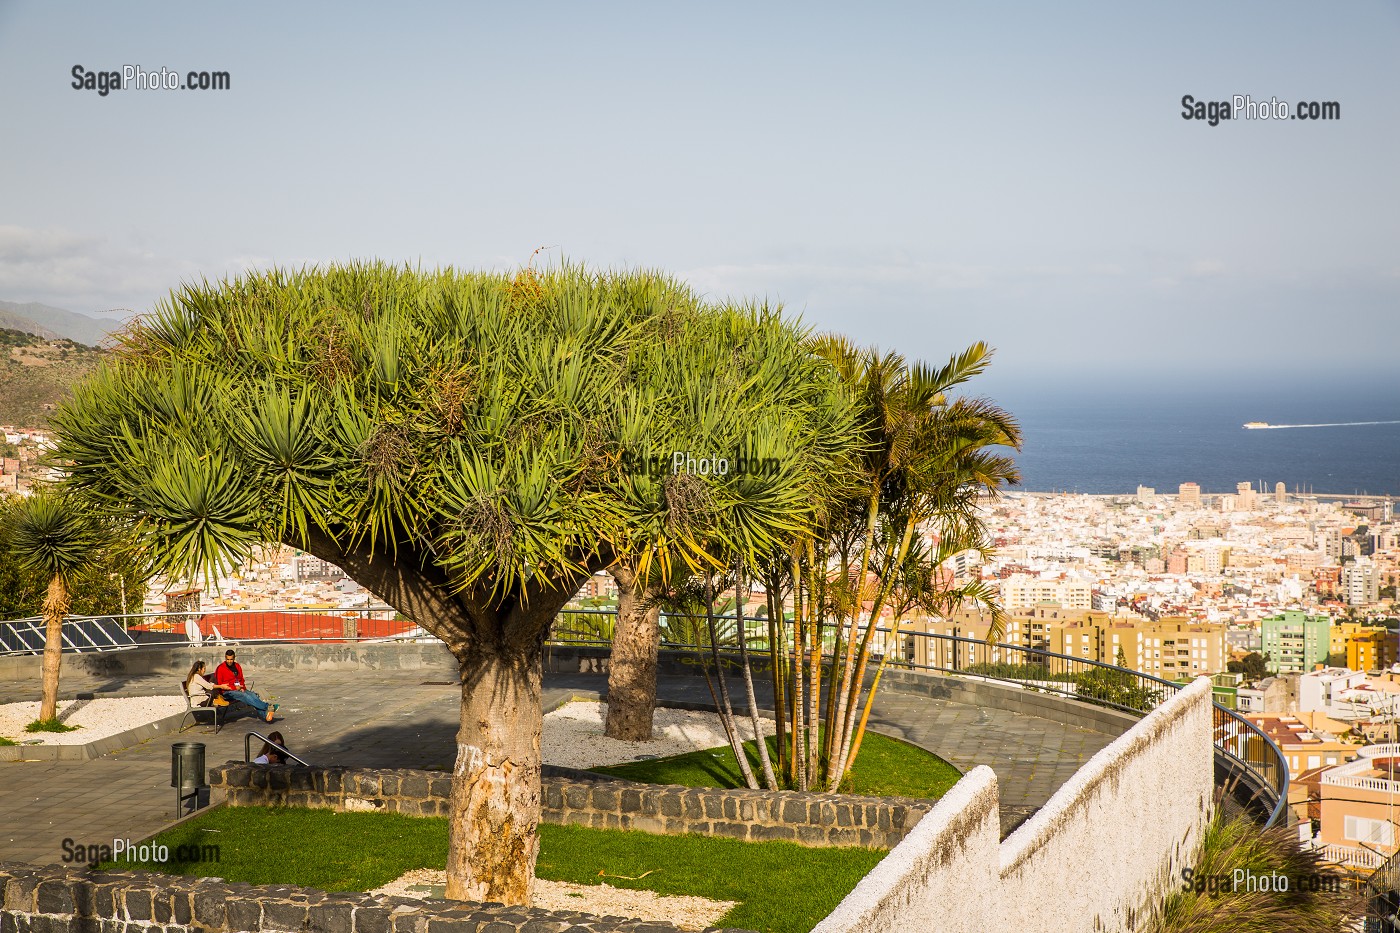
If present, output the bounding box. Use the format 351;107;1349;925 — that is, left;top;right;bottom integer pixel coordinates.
0;615;136;655
244;730;312;767
1;605;1289;826
0;607;419;656
1320;842;1390;871
549;613;1290;828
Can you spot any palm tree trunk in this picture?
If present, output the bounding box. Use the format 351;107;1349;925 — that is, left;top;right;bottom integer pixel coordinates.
605;564;661;741
765;579;788;783
790;550;808;790
830;517;917;790
38;576;69;722
826;488;881;778
846;616;905;768
805;539;824;785
704;574;758;790
444;645;543;905
734;559;777;789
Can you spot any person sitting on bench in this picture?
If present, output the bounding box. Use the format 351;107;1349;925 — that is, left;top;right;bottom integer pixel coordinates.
213;649;278;723
185;660;223;704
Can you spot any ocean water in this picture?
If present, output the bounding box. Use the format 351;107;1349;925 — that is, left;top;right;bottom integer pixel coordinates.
990;381;1400;497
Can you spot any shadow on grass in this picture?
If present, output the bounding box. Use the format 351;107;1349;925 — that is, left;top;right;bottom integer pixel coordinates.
594;730;961;799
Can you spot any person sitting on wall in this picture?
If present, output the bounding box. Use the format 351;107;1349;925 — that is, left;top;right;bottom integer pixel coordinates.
253;731;289;765
213;648;279;723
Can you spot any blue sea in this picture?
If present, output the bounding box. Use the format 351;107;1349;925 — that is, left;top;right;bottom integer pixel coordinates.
989;380;1400;497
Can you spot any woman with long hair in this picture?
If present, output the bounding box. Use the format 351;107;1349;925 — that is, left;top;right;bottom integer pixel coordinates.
185;660;220;699
253;731;289;765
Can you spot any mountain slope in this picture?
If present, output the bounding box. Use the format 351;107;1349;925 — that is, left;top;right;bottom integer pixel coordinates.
0;300;120;347
0;329;106;428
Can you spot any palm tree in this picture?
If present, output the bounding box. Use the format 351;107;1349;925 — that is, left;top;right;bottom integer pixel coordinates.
7;492;98;723
767;340;1020;791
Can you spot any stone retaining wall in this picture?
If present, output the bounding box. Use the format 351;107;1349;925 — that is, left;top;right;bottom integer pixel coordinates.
0;862;737;933
208;764;927;849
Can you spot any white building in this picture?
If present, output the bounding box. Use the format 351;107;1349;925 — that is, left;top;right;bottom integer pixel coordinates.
999;574;1093;610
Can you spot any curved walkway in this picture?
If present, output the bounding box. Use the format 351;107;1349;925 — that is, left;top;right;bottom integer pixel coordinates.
0;665;1115;864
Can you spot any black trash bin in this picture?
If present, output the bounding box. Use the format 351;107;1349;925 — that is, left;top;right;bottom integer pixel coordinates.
171;741;209;816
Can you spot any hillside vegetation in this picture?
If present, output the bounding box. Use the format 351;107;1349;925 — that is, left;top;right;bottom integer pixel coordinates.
0;328;104;428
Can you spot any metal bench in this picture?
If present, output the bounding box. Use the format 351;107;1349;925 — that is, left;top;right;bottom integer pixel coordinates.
178;679;256;733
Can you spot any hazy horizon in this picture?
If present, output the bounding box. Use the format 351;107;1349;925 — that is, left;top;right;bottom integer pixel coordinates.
1;1;1397;388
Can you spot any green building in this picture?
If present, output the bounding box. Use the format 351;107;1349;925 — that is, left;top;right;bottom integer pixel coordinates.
1173;672;1239;710
1260;611;1331;674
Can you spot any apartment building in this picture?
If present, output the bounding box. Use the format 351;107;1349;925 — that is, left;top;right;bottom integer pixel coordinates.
1315;745;1400;871
1342;557;1381;606
1297;667;1395;721
1328;624;1397;672
1051;616;1226;678
1261;611;1331;674
1242;713;1354;780
998;574;1093;611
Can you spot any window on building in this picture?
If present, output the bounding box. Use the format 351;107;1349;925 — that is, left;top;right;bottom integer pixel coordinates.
1345;816;1395;847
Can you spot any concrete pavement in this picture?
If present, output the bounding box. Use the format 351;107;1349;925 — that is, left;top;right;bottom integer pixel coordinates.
0;663;1114;864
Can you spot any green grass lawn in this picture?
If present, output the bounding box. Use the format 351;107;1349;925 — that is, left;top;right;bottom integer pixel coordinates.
593;730;961;799
99;806;884;933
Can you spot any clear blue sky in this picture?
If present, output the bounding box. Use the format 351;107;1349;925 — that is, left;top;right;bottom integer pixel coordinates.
1;0;1396;392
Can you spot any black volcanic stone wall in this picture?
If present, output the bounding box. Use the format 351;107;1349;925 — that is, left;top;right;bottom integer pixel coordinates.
207;764;927;849
0;863;749;933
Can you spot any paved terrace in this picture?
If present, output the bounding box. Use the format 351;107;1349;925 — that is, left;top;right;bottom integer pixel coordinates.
0;664;1114;865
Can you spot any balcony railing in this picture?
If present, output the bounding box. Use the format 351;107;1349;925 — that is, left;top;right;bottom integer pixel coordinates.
1317;842;1389;871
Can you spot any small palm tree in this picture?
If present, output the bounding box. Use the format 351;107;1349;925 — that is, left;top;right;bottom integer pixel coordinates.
8;493;98;723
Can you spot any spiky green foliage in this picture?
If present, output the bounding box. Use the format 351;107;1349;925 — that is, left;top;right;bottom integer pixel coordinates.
54;265;847;613
6;492;98;582
0;492;150;619
765;338;1022;791
1154;813;1363;933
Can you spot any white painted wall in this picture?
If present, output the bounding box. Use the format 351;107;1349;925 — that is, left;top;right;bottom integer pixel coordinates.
812;767;1001;933
998;677;1214;931
817;678;1215;933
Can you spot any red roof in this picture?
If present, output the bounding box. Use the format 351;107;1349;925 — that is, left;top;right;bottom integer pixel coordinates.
132;611;417;642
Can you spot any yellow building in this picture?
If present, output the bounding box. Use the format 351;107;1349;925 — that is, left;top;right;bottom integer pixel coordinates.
1347;629;1395;672
1329;622;1396;671
902;607;1226;678
1050;615;1227;678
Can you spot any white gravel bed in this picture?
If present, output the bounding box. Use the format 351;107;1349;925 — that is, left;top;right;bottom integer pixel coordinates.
371;869;736;932
0;696;186;745
542;700;774;770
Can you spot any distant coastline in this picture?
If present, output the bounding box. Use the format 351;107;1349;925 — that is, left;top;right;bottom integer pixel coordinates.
1013;489;1393;501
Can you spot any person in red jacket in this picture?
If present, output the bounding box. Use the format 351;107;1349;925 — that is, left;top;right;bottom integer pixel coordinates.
213;649;278;722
